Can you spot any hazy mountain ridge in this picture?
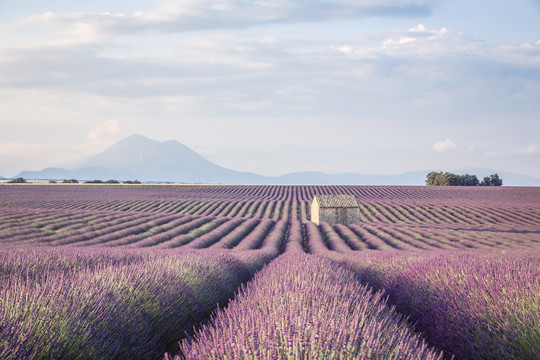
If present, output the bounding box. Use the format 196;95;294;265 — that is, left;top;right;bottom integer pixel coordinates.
18;135;267;184
14;135;540;186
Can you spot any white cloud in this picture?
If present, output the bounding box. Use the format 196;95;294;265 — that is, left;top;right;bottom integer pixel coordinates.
382;36;416;46
0;0;439;45
516;144;539;155
408;23;447;34
433;138;458;152
0;12;110;47
140;0;439;31
88;119;120;142
334;24;471;67
382;23;445;46
380;24;465;57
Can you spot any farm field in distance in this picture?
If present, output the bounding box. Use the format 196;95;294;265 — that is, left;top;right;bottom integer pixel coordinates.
1;184;539;359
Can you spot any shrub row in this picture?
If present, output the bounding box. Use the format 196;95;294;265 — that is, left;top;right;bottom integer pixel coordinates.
0;246;277;360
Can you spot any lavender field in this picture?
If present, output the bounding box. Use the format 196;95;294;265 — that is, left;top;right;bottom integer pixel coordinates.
0;184;539;359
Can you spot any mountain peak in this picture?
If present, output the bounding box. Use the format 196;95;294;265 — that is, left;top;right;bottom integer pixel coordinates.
61;134;258;183
118;133;158;145
77;134;199;171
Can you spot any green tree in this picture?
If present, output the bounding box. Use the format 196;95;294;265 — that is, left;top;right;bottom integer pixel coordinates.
481;173;503;186
427;172;494;186
425;172;439;186
490;174;502;186
444;172;459;186
431;172;458;186
8;177;26;183
458;174;479;186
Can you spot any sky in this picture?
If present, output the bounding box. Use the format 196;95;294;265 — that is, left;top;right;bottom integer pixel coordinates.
1;0;540;178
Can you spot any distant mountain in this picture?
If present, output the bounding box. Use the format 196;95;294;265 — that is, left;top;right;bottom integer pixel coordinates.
16;135;540;185
19;134;266;183
74;134;267;183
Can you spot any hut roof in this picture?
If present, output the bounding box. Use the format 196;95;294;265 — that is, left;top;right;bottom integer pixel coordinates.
313;195;359;208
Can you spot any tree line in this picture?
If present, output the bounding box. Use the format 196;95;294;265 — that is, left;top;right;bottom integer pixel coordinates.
6;178;141;184
426;172;502;186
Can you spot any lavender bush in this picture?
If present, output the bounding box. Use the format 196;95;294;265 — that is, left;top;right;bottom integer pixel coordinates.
338;249;540;359
234;219;275;250
0;246;276;360
172;253;442;360
210;218;261;249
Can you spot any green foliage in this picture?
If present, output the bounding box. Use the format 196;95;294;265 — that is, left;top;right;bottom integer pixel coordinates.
123;180;141;184
481;173;503;186
426;172;500;186
62;179;79;184
7;177;26;183
425;172;456;186
48;180;57;184
84;180;120;184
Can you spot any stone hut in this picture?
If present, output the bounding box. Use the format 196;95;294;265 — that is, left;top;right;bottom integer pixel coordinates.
311;195;361;226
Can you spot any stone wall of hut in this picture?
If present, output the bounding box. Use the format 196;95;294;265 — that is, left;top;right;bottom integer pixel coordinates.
316;207;361;226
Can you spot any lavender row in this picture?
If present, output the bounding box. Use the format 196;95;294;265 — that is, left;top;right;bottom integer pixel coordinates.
284;218;304;252
334;249;540;359
170;253;442;360
233;219;276;250
185;218;246;249
0;210;295;251
40;199;540;227
3;184;539;205
302;222;540;253
210;218;261;249
2;185;540;227
0;246;278;360
2;208;538;251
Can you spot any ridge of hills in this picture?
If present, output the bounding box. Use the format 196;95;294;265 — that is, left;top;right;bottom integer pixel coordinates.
14;134;540;186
